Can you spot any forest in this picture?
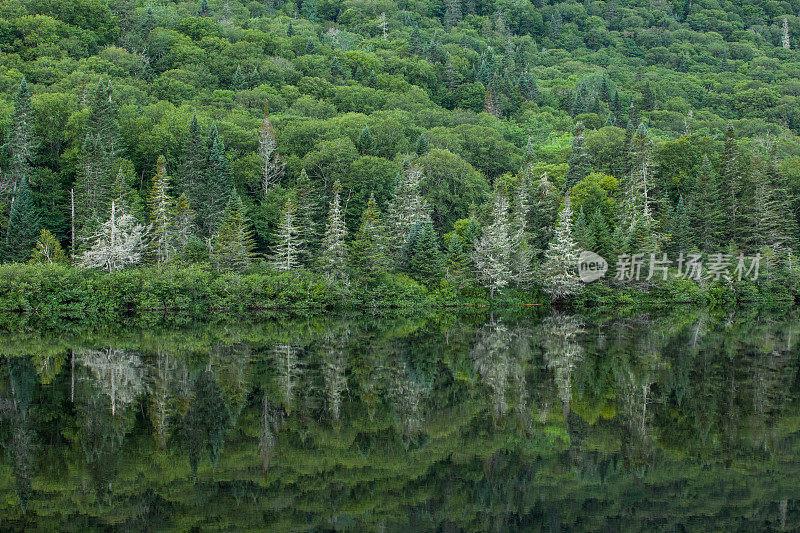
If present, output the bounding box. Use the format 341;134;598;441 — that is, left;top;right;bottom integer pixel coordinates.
2;0;800;309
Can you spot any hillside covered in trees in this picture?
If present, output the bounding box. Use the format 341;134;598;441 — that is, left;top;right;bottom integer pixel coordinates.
2;0;800;308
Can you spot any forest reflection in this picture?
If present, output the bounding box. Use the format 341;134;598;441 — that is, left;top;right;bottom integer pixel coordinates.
1;307;799;530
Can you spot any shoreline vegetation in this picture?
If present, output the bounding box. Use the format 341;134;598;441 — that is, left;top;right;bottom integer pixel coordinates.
1;262;796;328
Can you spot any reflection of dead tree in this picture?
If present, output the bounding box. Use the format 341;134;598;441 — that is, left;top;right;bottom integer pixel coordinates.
79;347;145;416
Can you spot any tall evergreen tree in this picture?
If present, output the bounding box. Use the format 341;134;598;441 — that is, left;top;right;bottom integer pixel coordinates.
542;195;581;302
204;122;232;234
399;217;443;283
211;191;255;272
472;194;514;298
149;156;174;266
350;194;389;285
565;122;592;189
386;163;429;258
294;169;318;263
178;113;207;210
2;78;33;240
3;176;39;262
269;199;303;272
689;155;723;250
318;179;348;284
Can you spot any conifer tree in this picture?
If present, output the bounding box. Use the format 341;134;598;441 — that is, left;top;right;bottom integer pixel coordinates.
198;0;211;16
2;78;33;237
350;194;389;285
599;74;612;102
518;71;539;102
172;193;195;251
572;208;594;251
641;81;656;110
294;169;318;262
306;37;317;54
472;194;514;298
689;155;723;250
211;191;255;272
542;195;581;302
330;56;344;79
204;122;232;234
178;113;207;209
386;163;429;258
356;126;374;155
589;208;611;258
269;199;303;272
258;103;284;197
319;179;348;283
3;176;39;262
231;65;245;91
399;217;443;283
611;91;624;125
149;156;174;266
415;133;429;155
443;0;462;28
667;196;691;253
565;122;592;189
753;148;798;259
531;172;559;251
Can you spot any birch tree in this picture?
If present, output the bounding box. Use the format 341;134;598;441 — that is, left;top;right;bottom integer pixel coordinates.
80;199;150;272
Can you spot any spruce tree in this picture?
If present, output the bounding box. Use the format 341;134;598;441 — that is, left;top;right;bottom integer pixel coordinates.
472;194;514;298
415;133;429;155
386;163;429;258
149;156;174;266
350;194;389;285
356;126;374;155
588;208;611;258
204;122;232;234
294;169;318;262
611;91;624;125
269;199;303;272
531;172;559;252
572;208;594;251
542;195;581;302
3;177;39;262
689;155;723;251
667;196;691;253
3;78;33;237
565;122;592;189
178;113;207;210
318;180;348;284
211;191;255;272
172;193;195;252
399;217;443;284
258;103;284;197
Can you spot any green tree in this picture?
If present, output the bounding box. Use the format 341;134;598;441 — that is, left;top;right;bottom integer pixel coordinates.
565;122;592;189
204;123;232;234
542;195;581;302
399;217;443;284
350;194;389;285
269;199;304;272
3;177;39;262
211;191;255;272
149;156;174;266
318;180;348;284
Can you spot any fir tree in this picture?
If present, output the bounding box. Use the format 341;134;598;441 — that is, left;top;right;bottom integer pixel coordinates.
330;56;344;79
531;172;559;252
641;81;656;111
472;194;514;298
172;193;195;251
599;73;612;102
565;122;592;189
350;194;389;285
667;196;691;253
3;177;39;262
204;122;232;234
149;156;174;266
415;133;429;155
2;78;33;240
178;113;207;210
318;179;348;284
689;155;723;250
518;71;539;102
211;191;255;272
542;195;581;302
294;169;318;262
231;65;246;91
269;199;303;272
588;208;611;258
611;91;624;125
306;37;317;54
443;0;462;28
572;208;594;251
399;217;443;283
386;163;429;258
409;26;423;55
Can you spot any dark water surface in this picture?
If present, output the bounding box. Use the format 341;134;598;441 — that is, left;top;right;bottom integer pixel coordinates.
1;307;799;531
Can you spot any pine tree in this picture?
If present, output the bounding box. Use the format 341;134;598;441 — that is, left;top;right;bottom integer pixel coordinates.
572;85;588;115
149;156;174;266
641;80;656;110
409;26;423;55
588;208;611;258
753;148;798;260
3;176;39;262
565;122;592;189
531;172;559;251
599;73;612;102
721;125;751;247
623;123;661;253
444;222;478;289
611;91;624;125
542;195;581;302
350;194;389;285
258;103;284;197
2;78;33;240
399;217;443;283
472;194;514;298
204;122;232;234
782;16;791;49
211;191;255;272
415;133;429;155
667;196;691;253
318;179;348;283
572;208;594;251
269;199;303;272
306;37;317;54
231;65;246;91
29;228;66;264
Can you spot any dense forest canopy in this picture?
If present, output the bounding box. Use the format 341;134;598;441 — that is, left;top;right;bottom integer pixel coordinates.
2;0;800;301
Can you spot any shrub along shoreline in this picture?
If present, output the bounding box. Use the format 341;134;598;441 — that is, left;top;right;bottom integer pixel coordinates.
0;263;796;329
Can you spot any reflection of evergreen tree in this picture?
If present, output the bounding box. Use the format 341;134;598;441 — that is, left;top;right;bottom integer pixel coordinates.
177;370;230;476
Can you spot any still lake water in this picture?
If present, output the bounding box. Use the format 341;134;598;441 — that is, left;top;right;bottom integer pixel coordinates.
1;307;799;531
